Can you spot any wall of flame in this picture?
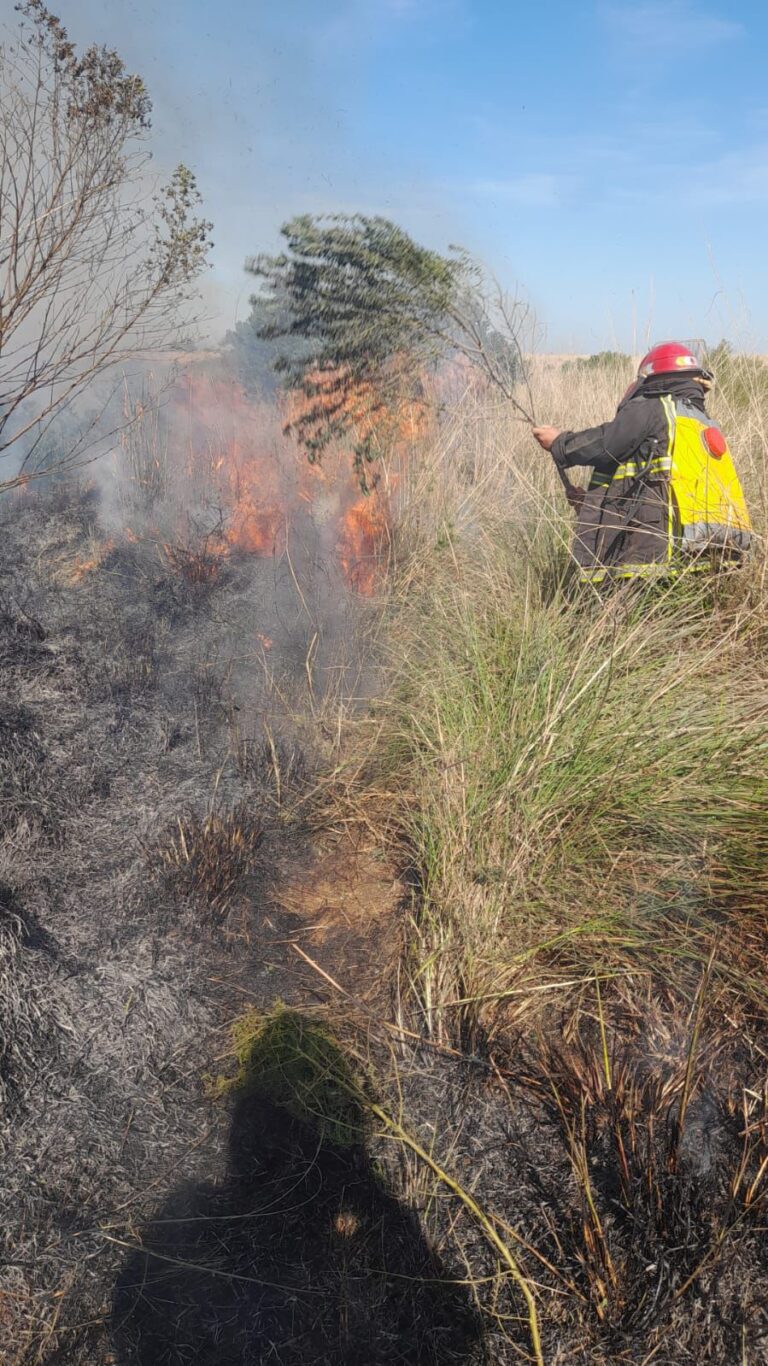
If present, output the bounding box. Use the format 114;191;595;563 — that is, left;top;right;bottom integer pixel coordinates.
159;371;426;595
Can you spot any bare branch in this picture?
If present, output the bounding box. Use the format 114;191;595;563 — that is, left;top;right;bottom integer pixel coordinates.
0;3;212;488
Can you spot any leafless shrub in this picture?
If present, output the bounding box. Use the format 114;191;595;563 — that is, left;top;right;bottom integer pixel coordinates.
157;803;264;919
0;2;212;490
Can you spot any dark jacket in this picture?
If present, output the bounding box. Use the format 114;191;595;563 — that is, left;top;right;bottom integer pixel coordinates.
552;376;710;580
550;376;707;476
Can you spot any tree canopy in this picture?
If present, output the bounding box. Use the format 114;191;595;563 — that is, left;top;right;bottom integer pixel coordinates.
247;214;531;486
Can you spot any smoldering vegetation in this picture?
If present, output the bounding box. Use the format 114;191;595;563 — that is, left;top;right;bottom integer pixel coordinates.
0;445;376;1363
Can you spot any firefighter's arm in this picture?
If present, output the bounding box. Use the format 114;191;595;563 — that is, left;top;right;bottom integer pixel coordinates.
548;402;658;471
532;427;585;510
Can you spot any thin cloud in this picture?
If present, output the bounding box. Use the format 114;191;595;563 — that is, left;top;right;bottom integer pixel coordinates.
316;0;469;52
601;1;744;52
473;173;575;208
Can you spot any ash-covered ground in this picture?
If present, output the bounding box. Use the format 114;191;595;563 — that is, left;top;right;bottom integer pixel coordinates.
0;480;468;1365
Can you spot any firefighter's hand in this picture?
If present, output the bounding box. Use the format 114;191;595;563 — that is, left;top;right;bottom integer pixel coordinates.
566;485;586;512
532;425;561;451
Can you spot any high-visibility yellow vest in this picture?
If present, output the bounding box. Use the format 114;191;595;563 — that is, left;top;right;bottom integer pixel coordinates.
581;396;751;583
660;395;751;556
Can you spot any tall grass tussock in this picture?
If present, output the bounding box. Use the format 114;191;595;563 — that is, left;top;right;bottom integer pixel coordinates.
374;353;768;1044
335;351;768;1358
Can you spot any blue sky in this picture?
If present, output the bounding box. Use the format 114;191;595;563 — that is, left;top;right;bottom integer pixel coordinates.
56;0;768;349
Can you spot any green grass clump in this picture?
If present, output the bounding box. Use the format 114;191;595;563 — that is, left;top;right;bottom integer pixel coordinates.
215;1005;365;1147
373;512;768;1041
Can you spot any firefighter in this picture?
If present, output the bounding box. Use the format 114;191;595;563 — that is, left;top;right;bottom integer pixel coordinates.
533;342;751;583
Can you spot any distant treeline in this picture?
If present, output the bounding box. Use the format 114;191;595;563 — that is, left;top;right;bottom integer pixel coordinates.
562;351;632;373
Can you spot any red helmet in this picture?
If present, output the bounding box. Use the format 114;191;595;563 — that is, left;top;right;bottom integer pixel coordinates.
637;341;703;379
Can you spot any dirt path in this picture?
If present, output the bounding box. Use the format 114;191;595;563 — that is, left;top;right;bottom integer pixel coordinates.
249;834;403;1013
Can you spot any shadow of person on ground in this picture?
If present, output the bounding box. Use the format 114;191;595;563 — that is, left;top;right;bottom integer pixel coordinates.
111;1012;481;1365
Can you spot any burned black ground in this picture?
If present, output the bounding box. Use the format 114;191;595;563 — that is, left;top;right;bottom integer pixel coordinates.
3;483;768;1365
0;483;383;1363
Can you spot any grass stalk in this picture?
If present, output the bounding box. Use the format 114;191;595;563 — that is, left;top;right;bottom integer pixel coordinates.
367;1099;545;1365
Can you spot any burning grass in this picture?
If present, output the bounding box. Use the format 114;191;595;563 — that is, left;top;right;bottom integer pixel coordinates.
112;371;394;594
161;535;227;584
0;478;356;1365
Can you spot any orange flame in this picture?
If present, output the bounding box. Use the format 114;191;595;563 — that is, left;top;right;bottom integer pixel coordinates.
69;539;115;583
132;370;425;593
337;497;389;597
226;500;285;557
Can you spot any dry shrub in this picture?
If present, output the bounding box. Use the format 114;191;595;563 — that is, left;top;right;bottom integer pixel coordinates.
158;803;264;919
162;536;226;585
